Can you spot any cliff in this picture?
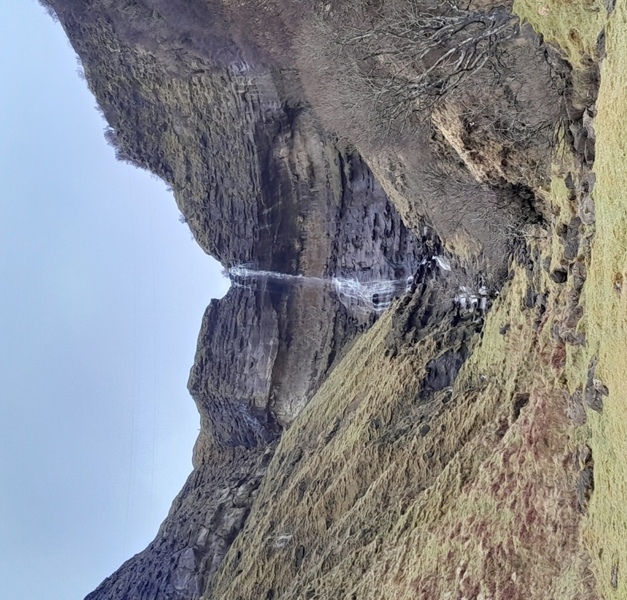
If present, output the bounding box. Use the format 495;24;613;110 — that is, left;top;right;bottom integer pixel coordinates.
43;2;431;597
41;0;619;598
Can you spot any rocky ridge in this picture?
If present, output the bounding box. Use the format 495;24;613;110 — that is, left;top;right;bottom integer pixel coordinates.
42;2;443;598
39;0;603;598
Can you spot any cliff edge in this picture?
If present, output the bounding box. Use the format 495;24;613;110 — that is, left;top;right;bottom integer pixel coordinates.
40;0;618;598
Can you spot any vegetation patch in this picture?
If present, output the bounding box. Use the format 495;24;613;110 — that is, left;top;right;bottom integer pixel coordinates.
568;0;627;595
514;0;606;65
208;245;594;598
521;0;627;594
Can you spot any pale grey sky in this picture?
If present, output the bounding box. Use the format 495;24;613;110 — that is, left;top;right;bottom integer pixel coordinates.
0;2;229;598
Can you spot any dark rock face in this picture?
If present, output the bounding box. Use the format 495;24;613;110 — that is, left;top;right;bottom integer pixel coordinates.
422;348;469;395
189;150;424;439
47;0;421;276
85;444;273;600
46;0;429;435
44;2;432;598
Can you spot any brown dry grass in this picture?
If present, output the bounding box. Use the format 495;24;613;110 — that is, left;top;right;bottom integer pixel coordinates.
208;242;595;598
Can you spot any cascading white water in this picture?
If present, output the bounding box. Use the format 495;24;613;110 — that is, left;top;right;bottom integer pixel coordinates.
229;266;323;285
230;256;493;316
228;266;415;313
331;276;415;311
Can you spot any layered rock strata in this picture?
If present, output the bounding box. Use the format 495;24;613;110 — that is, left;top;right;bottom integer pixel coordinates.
44;2;439;598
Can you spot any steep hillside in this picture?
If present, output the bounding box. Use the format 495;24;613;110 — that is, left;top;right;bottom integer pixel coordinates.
38;0;627;598
210;233;595;600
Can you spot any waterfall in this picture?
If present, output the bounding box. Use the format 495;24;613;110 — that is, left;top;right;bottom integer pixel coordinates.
228;254;456;314
228;266;415;313
331;276;415;312
229;266;324;286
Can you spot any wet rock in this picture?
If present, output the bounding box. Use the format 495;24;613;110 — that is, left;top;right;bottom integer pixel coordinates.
550;268;568;284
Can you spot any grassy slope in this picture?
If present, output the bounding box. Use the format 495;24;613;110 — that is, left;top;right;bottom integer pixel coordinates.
514;0;605;65
209;245;594;599
206;2;620;587
203;1;627;596
514;0;627;594
577;1;627;594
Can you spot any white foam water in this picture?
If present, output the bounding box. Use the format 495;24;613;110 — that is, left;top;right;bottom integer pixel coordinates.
331;277;414;312
229;266;323;285
454;285;489;314
229;266;414;313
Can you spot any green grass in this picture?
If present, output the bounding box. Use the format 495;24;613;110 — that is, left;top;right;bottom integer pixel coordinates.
571;0;627;594
514;0;606;65
521;0;627;592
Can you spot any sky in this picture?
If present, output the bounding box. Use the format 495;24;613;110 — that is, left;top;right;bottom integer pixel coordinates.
0;2;230;598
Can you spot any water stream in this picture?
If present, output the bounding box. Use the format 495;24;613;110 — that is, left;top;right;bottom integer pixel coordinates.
228;266;415;313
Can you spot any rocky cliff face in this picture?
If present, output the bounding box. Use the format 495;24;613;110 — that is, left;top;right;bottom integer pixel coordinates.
85;445;271;600
42;0;594;598
188;151;426;439
45;2;439;598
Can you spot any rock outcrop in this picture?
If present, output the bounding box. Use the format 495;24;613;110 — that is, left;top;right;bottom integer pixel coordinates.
41;0;587;598
85;445;271;600
44;2;439;598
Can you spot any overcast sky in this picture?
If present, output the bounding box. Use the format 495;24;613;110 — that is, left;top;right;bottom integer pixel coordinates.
0;2;229;598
